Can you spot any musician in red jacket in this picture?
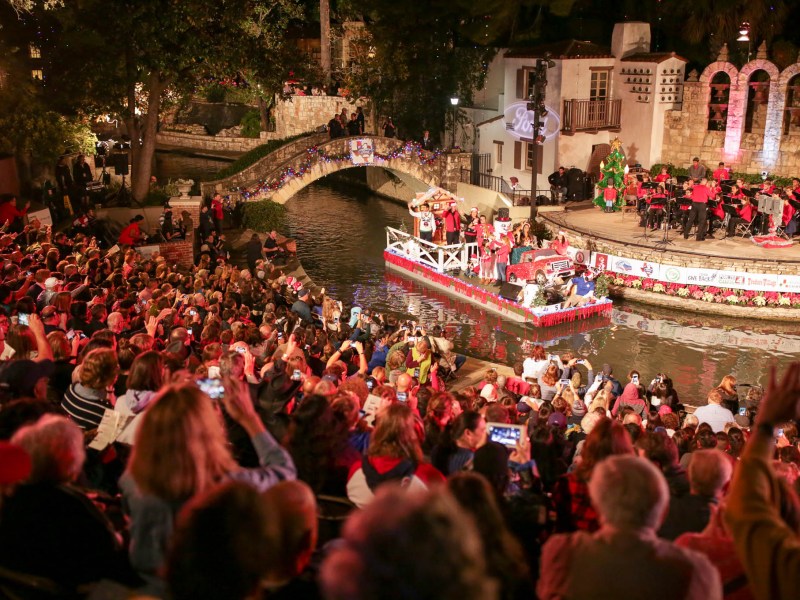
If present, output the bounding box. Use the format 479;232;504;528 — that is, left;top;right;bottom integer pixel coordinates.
725;197;754;238
683;178;712;241
654;166;670;184
712;162;730;183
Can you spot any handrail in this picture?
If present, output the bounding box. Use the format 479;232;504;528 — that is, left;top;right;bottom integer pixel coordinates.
562;98;622;133
385;226;478;273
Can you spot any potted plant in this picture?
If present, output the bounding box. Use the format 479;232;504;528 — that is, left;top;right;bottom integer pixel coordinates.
175;178;194;198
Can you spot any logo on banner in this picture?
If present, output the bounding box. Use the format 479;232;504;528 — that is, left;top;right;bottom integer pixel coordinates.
641;262;655;277
350;139;375;165
663;267;681;282
503;101;561;142
593;253;609;271
614;260;633;272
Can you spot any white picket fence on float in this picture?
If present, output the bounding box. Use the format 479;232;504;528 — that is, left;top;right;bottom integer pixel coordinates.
385;226;478;273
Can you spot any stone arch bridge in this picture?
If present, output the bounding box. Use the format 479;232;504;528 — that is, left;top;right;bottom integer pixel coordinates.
201;134;470;204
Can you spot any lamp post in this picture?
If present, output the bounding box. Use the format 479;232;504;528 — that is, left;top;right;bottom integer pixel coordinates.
529;55;555;221
737;21;751;62
450;96;459;150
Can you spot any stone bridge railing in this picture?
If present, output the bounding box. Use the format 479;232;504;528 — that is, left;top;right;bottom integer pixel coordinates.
202;134;470;204
201;131;328;197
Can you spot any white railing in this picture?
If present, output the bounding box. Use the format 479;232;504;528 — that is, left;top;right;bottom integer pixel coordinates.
385;226;478;273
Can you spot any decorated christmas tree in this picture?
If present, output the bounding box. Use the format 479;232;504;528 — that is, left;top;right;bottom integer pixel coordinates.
593;137;627;211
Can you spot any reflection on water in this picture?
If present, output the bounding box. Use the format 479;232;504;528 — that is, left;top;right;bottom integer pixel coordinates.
285;179;798;405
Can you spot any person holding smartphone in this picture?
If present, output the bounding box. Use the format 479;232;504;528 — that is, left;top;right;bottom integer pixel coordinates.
255;334;308;441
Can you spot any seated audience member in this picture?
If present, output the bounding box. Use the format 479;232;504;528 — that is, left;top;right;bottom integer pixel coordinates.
261;481;322;599
0;415;134;590
347;403;444;507
553;418;633;533
121;381;296;594
724;363;800;600
321;486;498;600
166;481;272;600
694;390;736;433
658;449;732;540
447;473;535;599
538;455;722;599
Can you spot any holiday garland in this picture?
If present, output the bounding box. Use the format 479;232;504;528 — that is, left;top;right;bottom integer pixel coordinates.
228;141;445;201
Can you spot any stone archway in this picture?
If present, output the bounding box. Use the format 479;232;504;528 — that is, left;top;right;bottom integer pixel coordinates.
724;59;780;163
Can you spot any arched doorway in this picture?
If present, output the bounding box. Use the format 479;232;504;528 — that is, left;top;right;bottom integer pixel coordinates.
708;72;731;131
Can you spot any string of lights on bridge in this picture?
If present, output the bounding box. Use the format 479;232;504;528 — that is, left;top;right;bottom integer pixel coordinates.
228;141;445;201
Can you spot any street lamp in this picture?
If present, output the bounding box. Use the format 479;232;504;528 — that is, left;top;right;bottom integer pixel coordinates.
450;96;459;150
737;21;751;62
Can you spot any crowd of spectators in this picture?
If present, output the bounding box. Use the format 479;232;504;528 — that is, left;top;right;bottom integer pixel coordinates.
0;215;798;600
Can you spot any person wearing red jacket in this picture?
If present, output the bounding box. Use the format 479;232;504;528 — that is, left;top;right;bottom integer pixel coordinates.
683;178;712;241
491;233;512;284
118;215;145;246
0;196;30;233
211;194;224;235
442;202;462;245
725;197;754;238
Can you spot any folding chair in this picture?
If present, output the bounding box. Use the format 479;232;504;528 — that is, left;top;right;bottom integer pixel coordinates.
734;218;755;238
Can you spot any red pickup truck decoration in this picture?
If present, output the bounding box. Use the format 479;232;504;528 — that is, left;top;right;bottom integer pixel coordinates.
506;249;575;285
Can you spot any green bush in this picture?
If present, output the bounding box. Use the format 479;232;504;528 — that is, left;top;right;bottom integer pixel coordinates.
240;110;261;139
211;132;314;180
143;189;170;206
205;84;226;103
242;199;287;232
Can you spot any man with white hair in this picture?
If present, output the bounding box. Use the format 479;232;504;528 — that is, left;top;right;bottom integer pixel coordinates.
538;454;722;599
106;311;127;335
658;449;732;540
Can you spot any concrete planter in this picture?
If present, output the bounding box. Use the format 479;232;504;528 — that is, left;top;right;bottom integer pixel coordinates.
609;285;799;322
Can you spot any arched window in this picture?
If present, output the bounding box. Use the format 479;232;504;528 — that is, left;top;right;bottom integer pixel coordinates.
708;72;730;131
744;70;770;134
783;73;800;135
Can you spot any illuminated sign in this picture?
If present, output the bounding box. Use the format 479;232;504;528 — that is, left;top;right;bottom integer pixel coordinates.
503;101;560;142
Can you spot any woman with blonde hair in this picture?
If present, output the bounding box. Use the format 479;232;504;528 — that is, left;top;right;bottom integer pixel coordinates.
346;403;444;508
121;379;296;590
715;374;739;415
61;348;118;431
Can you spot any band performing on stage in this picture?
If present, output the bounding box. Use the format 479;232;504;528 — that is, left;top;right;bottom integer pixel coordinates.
622;159;800;242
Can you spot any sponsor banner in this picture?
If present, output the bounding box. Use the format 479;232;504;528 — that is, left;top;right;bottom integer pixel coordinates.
591;252;660;280
350;138;375;165
592;251;791;293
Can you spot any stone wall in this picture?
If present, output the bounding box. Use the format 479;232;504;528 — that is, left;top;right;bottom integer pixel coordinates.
659;56;800;176
273;96;371;137
156;131;266;154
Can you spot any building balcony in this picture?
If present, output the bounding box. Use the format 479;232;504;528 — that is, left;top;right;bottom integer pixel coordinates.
561;98;622;135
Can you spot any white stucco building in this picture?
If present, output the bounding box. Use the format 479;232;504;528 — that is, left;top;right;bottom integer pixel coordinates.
458;22;687;195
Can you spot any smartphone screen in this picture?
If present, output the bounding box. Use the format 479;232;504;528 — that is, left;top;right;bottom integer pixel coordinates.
632;375;639;385
291;369;302;381
18;313;29;326
486;423;525;448
197;378;225;400
738;407;747;416
396;392;407;402
559;379;571;387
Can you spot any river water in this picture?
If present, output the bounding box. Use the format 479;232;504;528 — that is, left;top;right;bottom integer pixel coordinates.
156;153;799;405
